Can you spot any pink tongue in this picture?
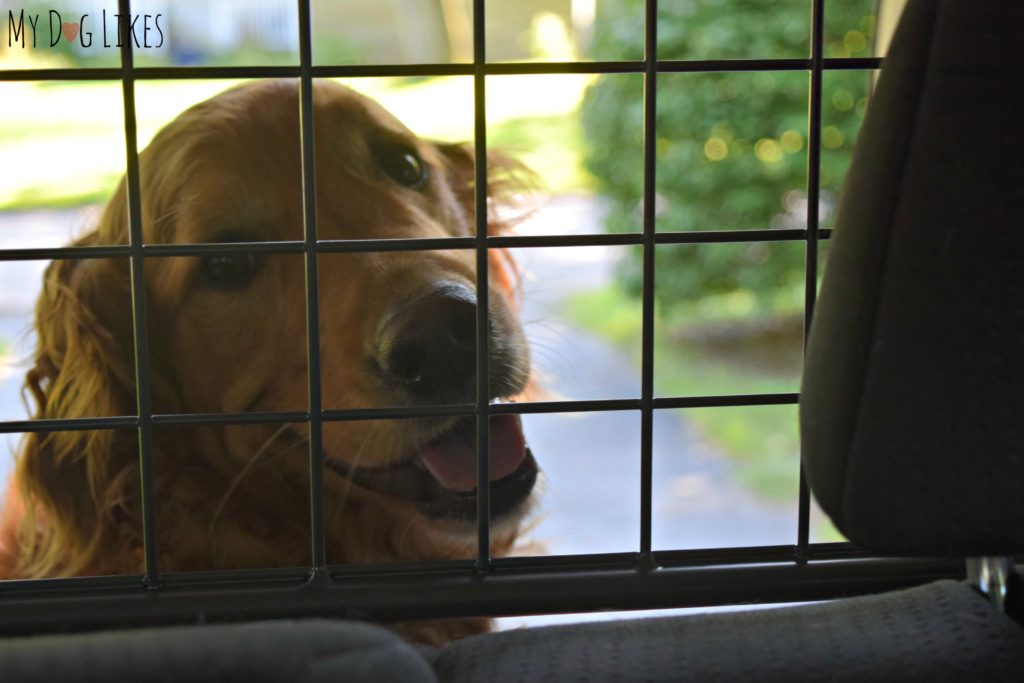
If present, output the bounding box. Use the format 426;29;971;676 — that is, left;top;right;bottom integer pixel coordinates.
418;415;527;492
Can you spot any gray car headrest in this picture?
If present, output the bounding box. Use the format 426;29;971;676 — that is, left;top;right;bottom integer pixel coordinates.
800;0;1024;556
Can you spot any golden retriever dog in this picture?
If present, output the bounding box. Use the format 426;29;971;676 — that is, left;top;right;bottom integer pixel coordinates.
0;80;538;643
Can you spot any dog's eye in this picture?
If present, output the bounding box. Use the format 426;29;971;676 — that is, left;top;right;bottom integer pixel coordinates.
199;254;258;288
380;149;427;188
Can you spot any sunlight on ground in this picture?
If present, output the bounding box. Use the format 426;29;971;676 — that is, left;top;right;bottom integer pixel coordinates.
0;348;11;383
0;74;592;210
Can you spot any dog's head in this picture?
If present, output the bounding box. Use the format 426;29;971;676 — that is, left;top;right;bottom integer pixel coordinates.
16;80;538;575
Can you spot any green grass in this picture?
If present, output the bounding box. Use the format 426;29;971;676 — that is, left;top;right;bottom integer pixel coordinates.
489;113;593;193
568;284;801;501
569;283;848;540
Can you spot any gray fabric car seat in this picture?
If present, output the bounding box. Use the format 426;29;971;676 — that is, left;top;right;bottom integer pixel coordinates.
1;1;1022;681
800;0;1024;557
431;580;1022;683
0;619;438;683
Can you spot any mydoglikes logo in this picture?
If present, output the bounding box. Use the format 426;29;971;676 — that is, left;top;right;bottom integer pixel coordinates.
7;7;165;49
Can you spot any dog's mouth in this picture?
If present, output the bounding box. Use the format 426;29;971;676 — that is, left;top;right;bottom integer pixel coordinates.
325;414;537;524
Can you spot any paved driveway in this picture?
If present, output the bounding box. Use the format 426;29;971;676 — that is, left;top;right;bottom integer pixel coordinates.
510;196;795;557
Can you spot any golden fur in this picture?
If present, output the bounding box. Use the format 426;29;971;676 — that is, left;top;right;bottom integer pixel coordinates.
0;80;535;643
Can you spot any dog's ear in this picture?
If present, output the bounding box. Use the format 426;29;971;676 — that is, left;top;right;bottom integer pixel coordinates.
435;142;536;234
436;142;537;296
15;198;142;576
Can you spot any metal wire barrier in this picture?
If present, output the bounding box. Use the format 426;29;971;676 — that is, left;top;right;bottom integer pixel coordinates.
0;0;963;634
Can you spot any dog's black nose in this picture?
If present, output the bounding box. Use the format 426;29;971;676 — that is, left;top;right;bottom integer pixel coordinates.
375;282;479;403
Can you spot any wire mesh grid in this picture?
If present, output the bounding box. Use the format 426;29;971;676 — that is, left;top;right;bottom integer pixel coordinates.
0;0;963;632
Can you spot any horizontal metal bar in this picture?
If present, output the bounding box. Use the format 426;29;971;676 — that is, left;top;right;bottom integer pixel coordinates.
325;228;830;248
0;245;131;262
0;66;297;82
0;58;883;84
653;393;799;410
822;57;883;70
151;411;309;427
653;543;845;568
497;542;872;572
135;66;299;80
659;57;881;73
0;67;124;81
312;63;474;78
489;233;643;248
490;398;640;415
159;566;318;587
327;393;803;420
658;58;809;73
0;543;939;593
498;228;825;248
322;404;475;422
327;228;833;250
0;555;963;636
0;416;139;434
0;393;807;435
0;230;834;263
656;229;813;245
252;57;883;80
484;61;646;75
495;546;796;573
324;543;867;577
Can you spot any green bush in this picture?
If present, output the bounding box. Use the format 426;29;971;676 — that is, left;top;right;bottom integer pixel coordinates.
581;0;875;316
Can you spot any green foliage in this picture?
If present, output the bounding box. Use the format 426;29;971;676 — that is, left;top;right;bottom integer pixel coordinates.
489;113;590;193
581;0;875;315
566;285;800;500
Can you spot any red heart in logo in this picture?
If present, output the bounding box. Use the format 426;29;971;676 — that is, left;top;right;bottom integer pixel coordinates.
62;22;79;43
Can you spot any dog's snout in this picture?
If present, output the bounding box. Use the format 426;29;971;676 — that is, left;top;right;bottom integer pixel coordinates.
375;282;479;402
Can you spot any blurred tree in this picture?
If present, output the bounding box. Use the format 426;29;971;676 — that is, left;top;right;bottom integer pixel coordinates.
581;0;876;317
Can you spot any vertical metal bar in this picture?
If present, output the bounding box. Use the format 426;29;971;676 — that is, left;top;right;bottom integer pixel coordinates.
639;0;658;559
297;0;327;569
117;0;159;588
797;0;826;564
472;0;492;573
